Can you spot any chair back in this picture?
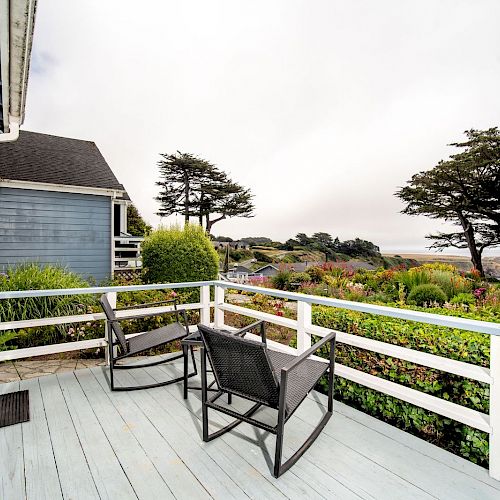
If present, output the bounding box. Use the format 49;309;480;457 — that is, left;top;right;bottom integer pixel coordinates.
198;324;280;408
100;294;128;353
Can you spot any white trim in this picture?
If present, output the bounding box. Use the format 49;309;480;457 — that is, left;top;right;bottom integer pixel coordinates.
0;178;126;197
0;117;19;142
0;0;10;135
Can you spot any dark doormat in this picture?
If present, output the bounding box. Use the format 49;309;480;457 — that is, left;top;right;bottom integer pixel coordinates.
0;390;30;428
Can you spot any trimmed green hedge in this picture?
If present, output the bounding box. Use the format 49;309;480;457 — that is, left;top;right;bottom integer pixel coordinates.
142;224;219;284
307;306;491;466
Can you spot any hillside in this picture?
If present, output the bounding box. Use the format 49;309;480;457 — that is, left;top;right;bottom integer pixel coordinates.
384;253;500;278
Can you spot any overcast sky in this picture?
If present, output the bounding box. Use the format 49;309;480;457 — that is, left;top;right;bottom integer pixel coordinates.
24;0;500;254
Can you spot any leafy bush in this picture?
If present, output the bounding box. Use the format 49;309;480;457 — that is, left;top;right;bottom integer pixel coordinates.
0;263;96;350
394;268;431;291
307;306;490;466
408;283;447;306
306;266;325;283
253;250;274;263
0;263;94;323
288;272;311;284
271;269;292;290
429;270;471;299
142;224;219;284
450;293;475;306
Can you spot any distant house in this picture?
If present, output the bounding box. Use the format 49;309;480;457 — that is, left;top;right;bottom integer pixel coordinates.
212;240;250;250
254;262;322;277
0;131;140;282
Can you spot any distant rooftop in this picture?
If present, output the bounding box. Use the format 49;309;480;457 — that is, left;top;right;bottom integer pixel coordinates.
0;130;127;194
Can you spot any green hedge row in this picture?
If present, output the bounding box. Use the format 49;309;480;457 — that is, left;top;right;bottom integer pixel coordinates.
308;306;491;466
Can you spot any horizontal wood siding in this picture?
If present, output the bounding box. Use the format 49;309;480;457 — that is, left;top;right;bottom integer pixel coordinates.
0;187;111;282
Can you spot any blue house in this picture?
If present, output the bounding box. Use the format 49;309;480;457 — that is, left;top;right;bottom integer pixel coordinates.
0;131;140;282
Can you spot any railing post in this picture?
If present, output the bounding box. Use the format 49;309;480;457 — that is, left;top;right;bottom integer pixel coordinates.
297;300;312;353
490;335;500;480
104;291;117;366
200;285;210;325
214;284;225;328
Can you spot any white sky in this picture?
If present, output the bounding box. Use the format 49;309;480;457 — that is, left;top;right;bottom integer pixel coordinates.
24;0;500;254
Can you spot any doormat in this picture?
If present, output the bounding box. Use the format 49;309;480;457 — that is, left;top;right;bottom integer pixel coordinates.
0;390;29;428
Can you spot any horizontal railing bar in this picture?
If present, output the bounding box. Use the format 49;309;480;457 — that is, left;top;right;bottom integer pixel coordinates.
0;325;199;362
218;302;492;384
307;324;492;385
218;303;298;329
0;281;214;300
336;363;491;433
222;326;491;432
216;281;500;336
0;302;209;331
1;280;498;335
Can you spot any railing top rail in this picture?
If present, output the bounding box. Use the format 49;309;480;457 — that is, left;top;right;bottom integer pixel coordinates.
214;281;500;336
0;279;498;336
0;281;214;300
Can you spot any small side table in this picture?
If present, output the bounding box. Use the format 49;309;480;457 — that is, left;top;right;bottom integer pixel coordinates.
181;330;231;404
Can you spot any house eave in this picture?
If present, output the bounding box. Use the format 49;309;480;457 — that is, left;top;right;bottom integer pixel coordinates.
0;0;37;139
0;178;126;197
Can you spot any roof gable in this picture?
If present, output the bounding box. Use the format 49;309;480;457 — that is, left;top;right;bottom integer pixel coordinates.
0;131;126;194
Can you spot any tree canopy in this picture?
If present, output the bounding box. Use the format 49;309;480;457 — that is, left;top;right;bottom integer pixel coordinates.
155;151;254;232
282;232;380;259
396;128;500;275
127;204;152;236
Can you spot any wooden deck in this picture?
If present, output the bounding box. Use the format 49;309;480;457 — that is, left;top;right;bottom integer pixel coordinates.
1;353;500;500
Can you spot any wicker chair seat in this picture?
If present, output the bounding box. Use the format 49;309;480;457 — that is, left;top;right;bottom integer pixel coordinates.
125;322;187;356
268;350;328;414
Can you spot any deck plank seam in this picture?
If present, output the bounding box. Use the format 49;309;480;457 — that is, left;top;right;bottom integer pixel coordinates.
89;366;215;500
71;371;141;500
121;365;255;500
306;391;500;492
37;377;66;500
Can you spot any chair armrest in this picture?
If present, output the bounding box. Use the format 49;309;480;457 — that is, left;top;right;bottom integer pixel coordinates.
281;331;336;374
115;299;178;311
234;320;267;343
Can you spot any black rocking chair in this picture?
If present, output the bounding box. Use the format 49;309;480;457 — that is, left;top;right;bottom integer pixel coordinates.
100;294;197;391
197;322;336;478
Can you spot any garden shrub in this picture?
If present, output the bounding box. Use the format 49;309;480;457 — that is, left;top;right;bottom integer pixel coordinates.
288;272;311;285
306;265;325;283
253;250;274;263
142;224;219;284
271;269;292;290
0;263;97;350
307;306;490;466
429;270;471;299
408;283;447;306
450;293;475;306
394;268;431;291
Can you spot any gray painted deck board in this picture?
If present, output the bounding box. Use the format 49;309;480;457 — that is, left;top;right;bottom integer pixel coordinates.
73;368;175;499
1;357;500;500
38;375;100;500
56;371;138;499
20;378;63;500
0;381;26;500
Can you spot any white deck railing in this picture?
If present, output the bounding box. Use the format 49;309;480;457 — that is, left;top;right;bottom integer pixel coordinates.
0;280;499;480
113;236;144;270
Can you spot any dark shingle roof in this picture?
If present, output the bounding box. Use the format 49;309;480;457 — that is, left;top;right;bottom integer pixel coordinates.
0;131;127;194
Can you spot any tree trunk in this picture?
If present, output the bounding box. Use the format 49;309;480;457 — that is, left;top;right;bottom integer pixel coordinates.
457;212;484;276
206;214;226;234
184;171;190;224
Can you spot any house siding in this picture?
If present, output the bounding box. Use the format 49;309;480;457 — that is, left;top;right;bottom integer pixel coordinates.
0;187;111;282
